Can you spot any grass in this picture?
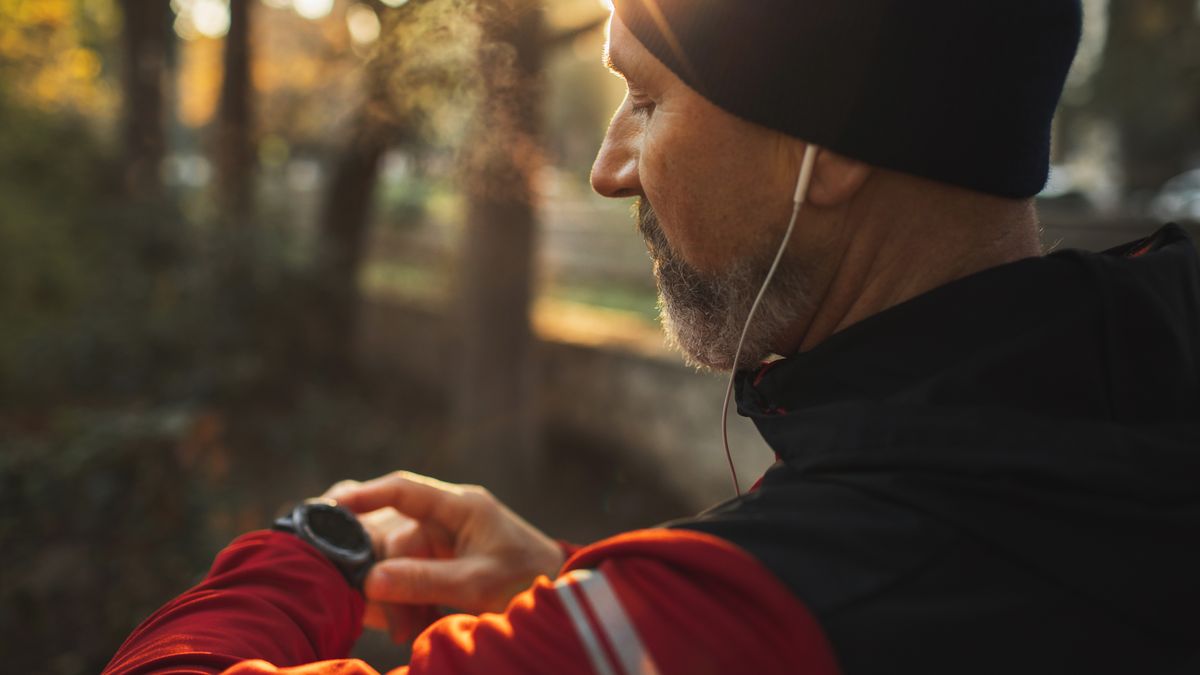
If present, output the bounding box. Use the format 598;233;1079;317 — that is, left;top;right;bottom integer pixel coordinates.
361;259;661;325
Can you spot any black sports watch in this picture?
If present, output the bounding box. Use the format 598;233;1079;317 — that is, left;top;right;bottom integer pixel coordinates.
273;498;375;591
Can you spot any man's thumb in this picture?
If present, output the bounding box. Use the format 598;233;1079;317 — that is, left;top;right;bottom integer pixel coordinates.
364;557;478;608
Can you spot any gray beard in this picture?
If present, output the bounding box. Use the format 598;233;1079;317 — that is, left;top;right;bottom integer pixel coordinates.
636;199;811;372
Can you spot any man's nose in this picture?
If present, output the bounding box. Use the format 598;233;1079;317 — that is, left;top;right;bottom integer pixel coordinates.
590;126;641;199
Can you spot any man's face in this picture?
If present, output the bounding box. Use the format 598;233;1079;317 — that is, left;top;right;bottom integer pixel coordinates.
591;16;822;370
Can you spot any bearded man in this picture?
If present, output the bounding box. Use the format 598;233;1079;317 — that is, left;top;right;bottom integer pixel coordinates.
105;1;1200;674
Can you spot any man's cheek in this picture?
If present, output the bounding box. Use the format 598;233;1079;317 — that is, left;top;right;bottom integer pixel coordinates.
650;205;719;273
641;126;723;269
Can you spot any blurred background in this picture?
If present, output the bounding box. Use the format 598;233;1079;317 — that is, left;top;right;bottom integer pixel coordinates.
1;0;1197;672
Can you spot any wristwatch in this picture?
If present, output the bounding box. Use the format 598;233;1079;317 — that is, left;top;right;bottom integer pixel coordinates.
273;498;375;591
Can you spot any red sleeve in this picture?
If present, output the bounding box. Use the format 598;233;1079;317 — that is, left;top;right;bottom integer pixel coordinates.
564;529;841;675
103;531;365;675
214;574;599;675
112;529;839;675
409;529;839;674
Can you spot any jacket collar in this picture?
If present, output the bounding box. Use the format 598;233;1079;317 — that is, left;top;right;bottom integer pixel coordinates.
735;224;1200;461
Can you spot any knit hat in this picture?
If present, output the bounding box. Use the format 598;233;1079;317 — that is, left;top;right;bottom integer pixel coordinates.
611;0;1083;198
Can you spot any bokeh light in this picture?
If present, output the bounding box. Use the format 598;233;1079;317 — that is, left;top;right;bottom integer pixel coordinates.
193;0;232;37
346;3;381;46
171;0;231;40
293;0;334;20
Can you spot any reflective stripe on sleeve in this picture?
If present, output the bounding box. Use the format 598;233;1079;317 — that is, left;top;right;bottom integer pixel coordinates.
554;571;618;675
553;569;662;675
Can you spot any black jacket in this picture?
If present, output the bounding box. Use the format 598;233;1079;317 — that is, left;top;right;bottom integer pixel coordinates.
674;224;1200;674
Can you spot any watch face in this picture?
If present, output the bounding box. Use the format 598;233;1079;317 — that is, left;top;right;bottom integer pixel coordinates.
305;503;370;554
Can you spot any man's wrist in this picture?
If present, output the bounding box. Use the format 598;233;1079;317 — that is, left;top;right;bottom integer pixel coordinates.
273;500;375;591
557;539;584;567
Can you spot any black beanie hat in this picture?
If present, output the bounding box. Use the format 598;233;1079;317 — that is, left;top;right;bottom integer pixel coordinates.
612;0;1083;198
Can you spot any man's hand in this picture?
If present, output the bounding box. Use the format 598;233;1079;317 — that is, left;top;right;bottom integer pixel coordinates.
323;472;565;644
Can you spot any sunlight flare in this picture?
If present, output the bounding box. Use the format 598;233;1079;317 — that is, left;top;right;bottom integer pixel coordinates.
294;0;334;20
346;3;381;45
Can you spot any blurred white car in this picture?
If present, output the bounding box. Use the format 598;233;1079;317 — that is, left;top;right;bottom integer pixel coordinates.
1150;169;1200;223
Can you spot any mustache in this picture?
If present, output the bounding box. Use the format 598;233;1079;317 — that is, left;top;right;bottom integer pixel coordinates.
635;198;663;252
636;198;690;275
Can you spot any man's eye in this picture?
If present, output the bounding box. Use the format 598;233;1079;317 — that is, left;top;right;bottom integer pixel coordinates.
630;99;655;116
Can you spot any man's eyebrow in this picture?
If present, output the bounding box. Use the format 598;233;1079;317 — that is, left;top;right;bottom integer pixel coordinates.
603;46;629;80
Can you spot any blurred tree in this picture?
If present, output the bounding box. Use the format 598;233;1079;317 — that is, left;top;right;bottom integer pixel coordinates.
117;0;171;199
452;0;546;495
0;0;119;117
450;4;607;495
215;0;256;222
313;0;419;377
1093;0;1200;193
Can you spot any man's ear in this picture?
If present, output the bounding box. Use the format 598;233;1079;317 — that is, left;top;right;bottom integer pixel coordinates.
807;148;872;207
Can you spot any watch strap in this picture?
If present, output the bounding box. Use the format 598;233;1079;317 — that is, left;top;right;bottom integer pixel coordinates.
271;501;374;591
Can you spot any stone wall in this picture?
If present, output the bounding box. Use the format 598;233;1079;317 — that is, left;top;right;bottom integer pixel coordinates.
357;298;772;510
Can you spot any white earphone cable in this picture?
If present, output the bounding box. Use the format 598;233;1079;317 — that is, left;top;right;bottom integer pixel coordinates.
721;144;819;496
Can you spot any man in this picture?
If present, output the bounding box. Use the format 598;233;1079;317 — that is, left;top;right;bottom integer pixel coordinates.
105;1;1200;674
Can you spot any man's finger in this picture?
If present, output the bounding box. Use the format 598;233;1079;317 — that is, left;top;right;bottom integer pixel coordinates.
363;602;388;631
322;479;362;501
335;471;475;531
358;508;416;557
383;519;427;559
365;556;486;609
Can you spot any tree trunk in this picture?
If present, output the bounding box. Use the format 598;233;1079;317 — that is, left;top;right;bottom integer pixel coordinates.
312;2;409;379
452;0;545;498
1094;0;1200;195
215;0;255;223
118;0;169;200
312;117;388;379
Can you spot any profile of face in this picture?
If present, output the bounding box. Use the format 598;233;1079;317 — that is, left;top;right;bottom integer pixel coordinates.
590;16;830;371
